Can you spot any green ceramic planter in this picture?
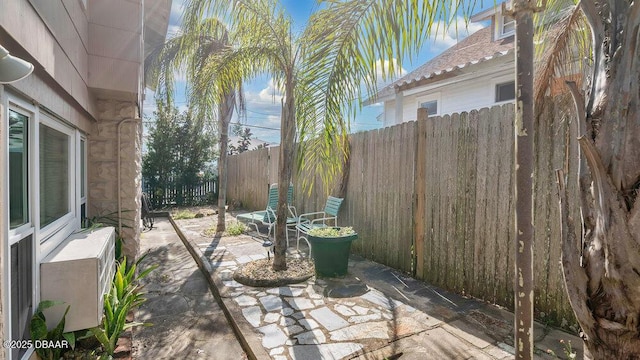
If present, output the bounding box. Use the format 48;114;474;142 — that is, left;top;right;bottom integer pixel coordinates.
308;229;358;277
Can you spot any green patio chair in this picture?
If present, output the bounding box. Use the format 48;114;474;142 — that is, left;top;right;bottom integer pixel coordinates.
295;196;344;254
236;183;298;245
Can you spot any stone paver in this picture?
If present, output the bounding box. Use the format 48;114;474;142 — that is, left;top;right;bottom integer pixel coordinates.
260;295;286;312
170;211;584;360
289;343;363;360
242;306;262;327
329;322;389;341
309;308;350;331
257;323;288;348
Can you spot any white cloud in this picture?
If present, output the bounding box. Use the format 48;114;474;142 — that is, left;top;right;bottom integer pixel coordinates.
374;58;407;80
428;16;485;52
256;78;284;103
169;0;185;28
373;58;407;89
265;114;281;125
166;24;183;37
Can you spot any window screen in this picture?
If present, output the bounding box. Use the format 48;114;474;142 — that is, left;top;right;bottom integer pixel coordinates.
11;236;33;360
420;100;438;116
40;124;70;228
496;81;516;102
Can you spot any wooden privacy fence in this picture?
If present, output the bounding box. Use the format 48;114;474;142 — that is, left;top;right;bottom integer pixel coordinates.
227;102;580;328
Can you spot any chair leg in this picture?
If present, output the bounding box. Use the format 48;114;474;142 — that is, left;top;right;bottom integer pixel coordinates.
296;234;312;258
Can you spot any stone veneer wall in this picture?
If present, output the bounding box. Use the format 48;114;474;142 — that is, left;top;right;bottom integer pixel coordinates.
89;99;142;259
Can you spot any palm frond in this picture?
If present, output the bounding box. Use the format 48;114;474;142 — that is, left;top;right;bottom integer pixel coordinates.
296;0;461;194
533;0;591;108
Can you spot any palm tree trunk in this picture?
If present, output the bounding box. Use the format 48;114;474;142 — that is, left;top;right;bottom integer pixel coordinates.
558;2;640;358
273;82;296;271
217;93;235;232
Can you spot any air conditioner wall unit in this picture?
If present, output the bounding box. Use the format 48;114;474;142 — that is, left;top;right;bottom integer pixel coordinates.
40;226;116;332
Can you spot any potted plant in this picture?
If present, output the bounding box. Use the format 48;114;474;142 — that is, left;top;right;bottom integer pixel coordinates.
307;226;358;277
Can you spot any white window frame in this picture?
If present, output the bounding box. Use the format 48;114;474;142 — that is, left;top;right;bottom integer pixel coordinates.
7;99;36;239
37;112;77;255
416;93;441;117
77;134;87;228
4;95;38;360
492;78;516;104
498;14;515;39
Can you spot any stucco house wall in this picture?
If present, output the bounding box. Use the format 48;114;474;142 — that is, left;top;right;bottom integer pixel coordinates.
0;1;170;359
382;63;515;127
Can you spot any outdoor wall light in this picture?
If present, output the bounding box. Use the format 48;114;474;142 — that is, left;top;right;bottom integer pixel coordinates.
0;44;34;84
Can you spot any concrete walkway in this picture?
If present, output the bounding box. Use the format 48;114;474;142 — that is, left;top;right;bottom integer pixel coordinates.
131;218;246;359
168;213;583;360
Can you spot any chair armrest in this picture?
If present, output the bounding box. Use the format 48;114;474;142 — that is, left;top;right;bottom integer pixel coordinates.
298;211;325;223
310;216;337;226
288;205;298;217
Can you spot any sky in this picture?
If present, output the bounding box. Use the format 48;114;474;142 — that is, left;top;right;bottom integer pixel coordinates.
143;0;491;145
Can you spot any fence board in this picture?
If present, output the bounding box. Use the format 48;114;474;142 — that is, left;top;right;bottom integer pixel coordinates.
414;114;427;279
463;111;478;295
423;116;436;281
496;105;514;306
401;122;416;274
487;106;502;302
452;112;465;293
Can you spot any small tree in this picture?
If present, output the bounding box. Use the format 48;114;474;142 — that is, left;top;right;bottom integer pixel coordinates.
146;18;245;232
228;126;253;155
143;102;214;206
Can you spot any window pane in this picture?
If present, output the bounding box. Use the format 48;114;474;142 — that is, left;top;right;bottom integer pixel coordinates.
420;100;438;116
502;15;515;35
80;139;86;198
11;236;33;360
9;110;29;229
496;81;516;102
40;124;69;228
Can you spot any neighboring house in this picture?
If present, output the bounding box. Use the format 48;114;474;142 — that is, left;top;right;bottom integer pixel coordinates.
1;1;170;359
368;5;516;127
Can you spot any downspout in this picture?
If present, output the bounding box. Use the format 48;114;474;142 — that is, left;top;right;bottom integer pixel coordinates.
117;118;138;235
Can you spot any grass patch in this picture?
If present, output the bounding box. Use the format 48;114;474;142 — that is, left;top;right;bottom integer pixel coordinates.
224;221;247;236
173;210;196;220
202;220;247;237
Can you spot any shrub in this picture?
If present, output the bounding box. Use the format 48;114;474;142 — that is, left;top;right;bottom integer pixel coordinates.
308;226;355;237
224;221;247;236
91;256;156;356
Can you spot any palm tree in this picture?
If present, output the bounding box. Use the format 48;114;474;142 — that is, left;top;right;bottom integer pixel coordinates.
181;0;441;271
146;18;245;233
532;0;640;358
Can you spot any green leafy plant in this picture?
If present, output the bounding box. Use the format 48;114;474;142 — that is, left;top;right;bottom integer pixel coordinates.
91;257;156;356
308;226;355;237
224;221;246;236
30;300;75;360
